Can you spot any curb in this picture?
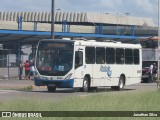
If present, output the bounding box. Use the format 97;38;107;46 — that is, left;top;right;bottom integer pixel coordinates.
0;84;46;91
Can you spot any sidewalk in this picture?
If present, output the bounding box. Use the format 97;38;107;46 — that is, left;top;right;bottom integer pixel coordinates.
0;79;35;90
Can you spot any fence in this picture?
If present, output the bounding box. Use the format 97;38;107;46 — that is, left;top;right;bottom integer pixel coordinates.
142;49;158;61
0;54;28;79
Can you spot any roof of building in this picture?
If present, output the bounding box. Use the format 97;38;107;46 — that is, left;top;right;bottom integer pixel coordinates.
0;11;156;44
0;11;155;26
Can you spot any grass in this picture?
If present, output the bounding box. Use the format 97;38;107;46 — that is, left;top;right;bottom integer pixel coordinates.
0;85;33;91
0;89;160;120
17;85;33;91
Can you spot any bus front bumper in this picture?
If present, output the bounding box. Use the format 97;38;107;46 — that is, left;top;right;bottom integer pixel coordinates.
34;77;74;88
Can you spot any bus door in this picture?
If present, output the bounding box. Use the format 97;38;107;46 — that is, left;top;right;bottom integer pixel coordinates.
74;47;85;87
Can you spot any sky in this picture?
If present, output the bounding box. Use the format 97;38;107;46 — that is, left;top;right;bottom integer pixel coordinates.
0;0;159;25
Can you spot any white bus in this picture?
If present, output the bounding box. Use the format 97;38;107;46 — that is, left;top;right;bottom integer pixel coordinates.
34;39;142;92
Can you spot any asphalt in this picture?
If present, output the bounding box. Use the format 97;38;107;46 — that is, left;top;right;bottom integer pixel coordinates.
0;78;159;91
0;78;159;102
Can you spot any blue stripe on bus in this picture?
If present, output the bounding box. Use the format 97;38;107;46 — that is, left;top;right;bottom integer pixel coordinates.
34;78;74;88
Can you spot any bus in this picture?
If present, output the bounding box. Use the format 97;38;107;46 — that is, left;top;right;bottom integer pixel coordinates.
34;39;142;92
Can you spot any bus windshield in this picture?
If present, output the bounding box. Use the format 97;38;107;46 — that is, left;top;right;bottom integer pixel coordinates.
36;41;74;76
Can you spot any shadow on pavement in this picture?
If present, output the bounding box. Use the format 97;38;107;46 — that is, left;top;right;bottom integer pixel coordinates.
29;87;136;94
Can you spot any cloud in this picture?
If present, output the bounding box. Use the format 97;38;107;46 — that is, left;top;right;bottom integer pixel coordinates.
0;0;51;12
57;0;157;17
132;0;157;14
0;0;158;25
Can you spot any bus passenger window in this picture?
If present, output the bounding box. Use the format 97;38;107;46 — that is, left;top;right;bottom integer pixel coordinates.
134;49;140;64
85;47;95;64
116;48;124;64
106;48;115;64
125;49;133;64
96;47;105;64
75;51;83;69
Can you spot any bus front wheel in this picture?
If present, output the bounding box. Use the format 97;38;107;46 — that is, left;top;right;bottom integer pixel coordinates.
47;84;56;92
82;77;90;92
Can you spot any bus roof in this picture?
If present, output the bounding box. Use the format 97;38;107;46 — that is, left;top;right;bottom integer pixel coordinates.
74;40;141;49
39;39;141;49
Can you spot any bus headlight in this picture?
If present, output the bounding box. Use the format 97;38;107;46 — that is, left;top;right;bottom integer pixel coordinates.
65;73;72;80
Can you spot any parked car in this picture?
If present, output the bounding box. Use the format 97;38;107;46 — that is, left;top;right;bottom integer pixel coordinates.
142;61;158;83
142;67;150;82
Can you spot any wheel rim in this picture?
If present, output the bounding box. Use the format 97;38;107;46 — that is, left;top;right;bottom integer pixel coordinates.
83;77;89;92
84;79;88;88
119;78;124;89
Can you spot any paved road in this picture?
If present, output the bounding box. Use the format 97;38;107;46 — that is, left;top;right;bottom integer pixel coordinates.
0;79;159;101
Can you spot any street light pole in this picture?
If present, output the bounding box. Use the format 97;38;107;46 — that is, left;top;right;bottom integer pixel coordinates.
158;0;160;85
116;13;120;35
51;0;55;39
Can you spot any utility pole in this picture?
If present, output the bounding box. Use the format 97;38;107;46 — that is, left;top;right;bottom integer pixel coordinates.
157;0;160;80
51;0;55;39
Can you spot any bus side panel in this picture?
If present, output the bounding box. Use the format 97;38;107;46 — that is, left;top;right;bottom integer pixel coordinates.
73;45;85;88
105;65;119;86
82;64;93;86
126;50;142;85
92;64;111;87
105;65;124;86
73;66;84;88
105;65;135;86
125;65;142;85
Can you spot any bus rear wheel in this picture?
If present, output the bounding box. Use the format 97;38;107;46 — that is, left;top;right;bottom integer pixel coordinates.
82;77;90;92
111;76;125;91
118;76;125;90
47;84;56;92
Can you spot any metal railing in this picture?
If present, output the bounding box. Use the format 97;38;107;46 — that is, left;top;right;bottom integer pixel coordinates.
0;54;27;79
142;49;159;61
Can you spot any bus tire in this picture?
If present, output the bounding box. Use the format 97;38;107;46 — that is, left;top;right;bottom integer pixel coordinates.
111;86;118;90
82;77;90;92
90;87;97;92
47;84;56;92
111;76;125;91
118;76;125;90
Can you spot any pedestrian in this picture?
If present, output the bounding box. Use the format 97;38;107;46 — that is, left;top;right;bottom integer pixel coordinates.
24;60;30;80
153;63;157;83
149;64;153;83
18;60;23;80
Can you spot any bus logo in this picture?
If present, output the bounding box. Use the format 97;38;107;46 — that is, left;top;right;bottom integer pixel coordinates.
100;65;112;77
